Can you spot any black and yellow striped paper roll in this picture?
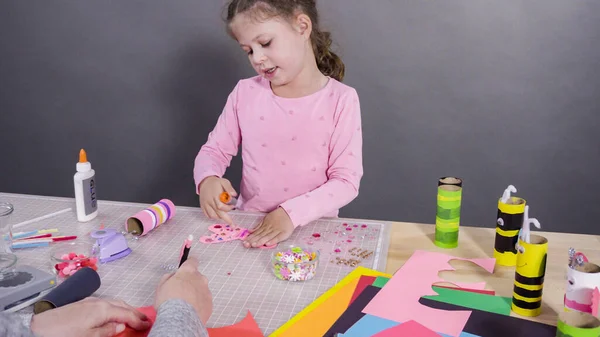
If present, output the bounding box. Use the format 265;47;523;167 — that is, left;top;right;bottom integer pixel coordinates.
512;234;548;317
494;196;526;266
435;181;462;249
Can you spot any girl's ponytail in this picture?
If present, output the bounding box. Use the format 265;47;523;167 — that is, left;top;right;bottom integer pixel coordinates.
312;29;345;82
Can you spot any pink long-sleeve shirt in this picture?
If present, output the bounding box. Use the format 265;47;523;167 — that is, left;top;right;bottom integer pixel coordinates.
193;75;363;227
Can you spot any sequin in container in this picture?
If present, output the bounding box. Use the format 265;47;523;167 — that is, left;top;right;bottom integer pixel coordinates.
271;246;319;282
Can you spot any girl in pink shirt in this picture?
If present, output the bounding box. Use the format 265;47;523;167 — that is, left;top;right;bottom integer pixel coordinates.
194;0;363;248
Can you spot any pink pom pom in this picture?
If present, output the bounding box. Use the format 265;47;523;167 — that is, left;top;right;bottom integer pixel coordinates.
78;254;86;259
89;257;98;265
68;252;77;260
61;254;70;260
69;269;77;276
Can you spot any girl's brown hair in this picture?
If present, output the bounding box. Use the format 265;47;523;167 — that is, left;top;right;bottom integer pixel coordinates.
225;0;345;81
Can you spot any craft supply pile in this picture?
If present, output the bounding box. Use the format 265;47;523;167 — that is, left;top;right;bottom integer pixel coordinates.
1;174;599;336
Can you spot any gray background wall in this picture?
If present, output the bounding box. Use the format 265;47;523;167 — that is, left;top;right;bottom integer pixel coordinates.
1;1;599;234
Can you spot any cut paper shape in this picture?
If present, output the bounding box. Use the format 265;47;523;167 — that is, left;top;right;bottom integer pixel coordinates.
116;307;263;337
270;266;391;336
362;250;496;337
375;276;496;295
420;297;557;337
373;320;442;337
207;310;264;337
349;275;376;305
422;286;511;315
199;224;276;249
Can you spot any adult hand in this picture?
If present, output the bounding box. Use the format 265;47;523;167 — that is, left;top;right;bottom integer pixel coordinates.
154;257;213;325
30;297;151;337
198;176;237;225
243;207;294;248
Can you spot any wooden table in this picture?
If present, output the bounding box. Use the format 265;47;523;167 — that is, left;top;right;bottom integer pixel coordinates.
383;221;600;326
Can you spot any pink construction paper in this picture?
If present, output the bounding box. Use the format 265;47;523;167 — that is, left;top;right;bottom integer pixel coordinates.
372;320;442;337
362;250;496;337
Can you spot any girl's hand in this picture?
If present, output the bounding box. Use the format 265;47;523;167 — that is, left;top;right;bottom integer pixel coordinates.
243;207;294;248
30;297;151;337
198;176;237;225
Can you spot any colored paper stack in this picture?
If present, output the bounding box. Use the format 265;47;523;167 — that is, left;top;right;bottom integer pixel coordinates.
270;250;560;337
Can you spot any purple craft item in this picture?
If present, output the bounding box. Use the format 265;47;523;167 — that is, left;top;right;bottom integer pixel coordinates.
91;228;131;263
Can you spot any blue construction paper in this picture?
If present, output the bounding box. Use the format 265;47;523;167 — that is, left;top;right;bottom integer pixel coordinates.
339;314;481;337
339;314;397;336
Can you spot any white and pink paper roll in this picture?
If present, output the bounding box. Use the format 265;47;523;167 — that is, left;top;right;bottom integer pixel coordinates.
565;249;600;316
126;199;176;236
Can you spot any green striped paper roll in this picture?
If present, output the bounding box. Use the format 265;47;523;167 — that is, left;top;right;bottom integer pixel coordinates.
556;311;600;337
435;183;462;248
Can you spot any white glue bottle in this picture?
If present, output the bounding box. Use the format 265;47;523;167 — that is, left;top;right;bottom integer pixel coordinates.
74;148;98;222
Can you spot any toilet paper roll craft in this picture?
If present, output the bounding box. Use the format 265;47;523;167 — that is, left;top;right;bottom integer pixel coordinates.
565;248;600;316
33;267;101;314
556;310;600;337
125;199;176;236
90;228;132;263
199;224;276;249
494;185;526;266
435;177;462;248
511;226;547;317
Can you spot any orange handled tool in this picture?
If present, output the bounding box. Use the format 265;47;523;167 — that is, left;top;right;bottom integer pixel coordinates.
219;192;232;204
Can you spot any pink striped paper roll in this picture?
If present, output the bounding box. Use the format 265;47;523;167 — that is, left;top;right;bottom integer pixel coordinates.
126;199;176;236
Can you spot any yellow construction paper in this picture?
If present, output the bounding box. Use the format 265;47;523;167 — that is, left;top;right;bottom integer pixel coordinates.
269;266;392;337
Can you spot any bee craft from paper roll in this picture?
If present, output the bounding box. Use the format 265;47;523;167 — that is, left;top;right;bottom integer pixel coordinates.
565;250;600;316
435;177;462;249
556;311;600;337
511;234;548;317
494;185;526;266
126;199;176;236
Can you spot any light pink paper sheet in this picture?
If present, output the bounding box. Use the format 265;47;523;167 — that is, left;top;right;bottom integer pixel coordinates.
362;250;496;337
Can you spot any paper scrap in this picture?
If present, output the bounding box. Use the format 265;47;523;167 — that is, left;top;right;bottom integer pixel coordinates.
325;285;381;336
421;297;556;337
373;276;389;288
362;250;496;337
423;286;511;315
270;266;391;336
372;320;442;337
349;276;376;305
275;276;360;336
207;310;264;337
339;314;398;337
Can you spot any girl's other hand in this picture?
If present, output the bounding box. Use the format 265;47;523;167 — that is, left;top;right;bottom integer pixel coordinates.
243;207;294;248
198;176;237;225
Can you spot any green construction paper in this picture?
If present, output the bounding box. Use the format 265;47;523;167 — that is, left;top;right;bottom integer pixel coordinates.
373;276;390;288
422;286;512;315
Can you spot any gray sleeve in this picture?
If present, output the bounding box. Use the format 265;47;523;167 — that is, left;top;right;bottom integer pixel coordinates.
147;299;209;337
0;311;36;337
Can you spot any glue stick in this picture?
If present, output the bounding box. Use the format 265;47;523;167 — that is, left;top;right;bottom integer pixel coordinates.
74;149;98;222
